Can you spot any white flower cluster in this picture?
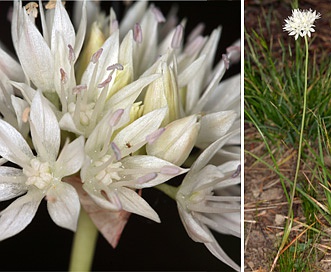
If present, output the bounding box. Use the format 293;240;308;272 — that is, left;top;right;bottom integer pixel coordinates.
283;9;321;40
0;1;240;270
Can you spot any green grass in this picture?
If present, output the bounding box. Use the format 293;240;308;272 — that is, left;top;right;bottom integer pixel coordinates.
245;5;331;271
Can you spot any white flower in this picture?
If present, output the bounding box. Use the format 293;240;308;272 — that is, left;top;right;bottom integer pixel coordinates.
0;91;85;240
283;9;321;40
81;107;188;222
11;0;87;93
176;136;240;271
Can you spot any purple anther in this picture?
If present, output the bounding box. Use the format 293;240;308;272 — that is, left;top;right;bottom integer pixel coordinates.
68;44;76;63
222;54;230;70
146;127;165;144
107;63;124;71
134;23;143;43
187;23;205;43
91;48;103;64
160;165;181;175
111;142;122;161
60;68;67;84
110;19;119;32
171;24;184;49
109;109;124;127
184;35;204;56
151;6;166;23
97;74;112;88
226;45;240;54
136;172;157;184
232;164;241;178
72;84;87;94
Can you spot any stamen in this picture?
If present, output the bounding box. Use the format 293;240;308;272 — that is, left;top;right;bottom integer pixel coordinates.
160;165;181;175
184;35;204;56
146;127;165;144
22;107;31;123
107;63;124;71
72;84;87;95
110;19;119;33
171;24;184;49
137;172;157;184
25;2;38;18
97;74;112;88
111;142;122;161
226;45;240;54
91;48;103;64
45;0;66;9
222;54;230;70
60;68;67;84
134;23;143;43
232;164;241;178
68;44;75;63
187;23;205;43
151;6;166;23
109;109;124;127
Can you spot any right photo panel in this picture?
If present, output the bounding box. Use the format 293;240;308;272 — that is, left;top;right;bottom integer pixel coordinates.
245;1;331;271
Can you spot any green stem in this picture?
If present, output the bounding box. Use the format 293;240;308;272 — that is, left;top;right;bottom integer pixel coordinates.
271;36;309;272
69;208;98;272
289;36;309;221
155;183;179;200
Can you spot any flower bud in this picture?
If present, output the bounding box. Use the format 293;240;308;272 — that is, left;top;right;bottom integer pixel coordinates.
76;22;105;82
143;61;180;126
146;115;200;166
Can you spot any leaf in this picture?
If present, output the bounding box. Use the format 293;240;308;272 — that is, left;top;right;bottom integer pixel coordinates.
66;177;130;248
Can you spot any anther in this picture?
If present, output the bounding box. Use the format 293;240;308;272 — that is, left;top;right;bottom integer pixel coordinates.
72;84;87;94
91;48;103;64
25;2;38;18
45;0;66;10
111;142;122;161
151;6;166;23
171;25;184;49
134;23;143;43
232;164;241;178
97;74;112;88
60;68;67;84
109;109;124;127
222;54;230;70
22;107;31;123
160;165;181;175
146;127;165;144
137;172;157;184
107;63;124;71
68;44;75;63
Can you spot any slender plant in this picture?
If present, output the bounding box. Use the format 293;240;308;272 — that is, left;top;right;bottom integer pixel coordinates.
270;8;321;271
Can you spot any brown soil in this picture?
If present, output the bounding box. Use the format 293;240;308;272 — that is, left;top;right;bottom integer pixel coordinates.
244;1;331;271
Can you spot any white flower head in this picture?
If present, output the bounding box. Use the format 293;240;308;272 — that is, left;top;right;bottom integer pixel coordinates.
283;9;321;40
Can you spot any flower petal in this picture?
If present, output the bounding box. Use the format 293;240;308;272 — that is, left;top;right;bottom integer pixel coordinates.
30;91;60;162
116;187;160;222
113;108;167;157
0;189;43;241
205;240;240;272
196;111;237;149
16;5;54;91
0;167;27;201
0;119;34;167
47;182;80;231
55;136;85;178
120;155;188;188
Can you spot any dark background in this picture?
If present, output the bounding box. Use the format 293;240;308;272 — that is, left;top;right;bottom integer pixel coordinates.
0;1;241;271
